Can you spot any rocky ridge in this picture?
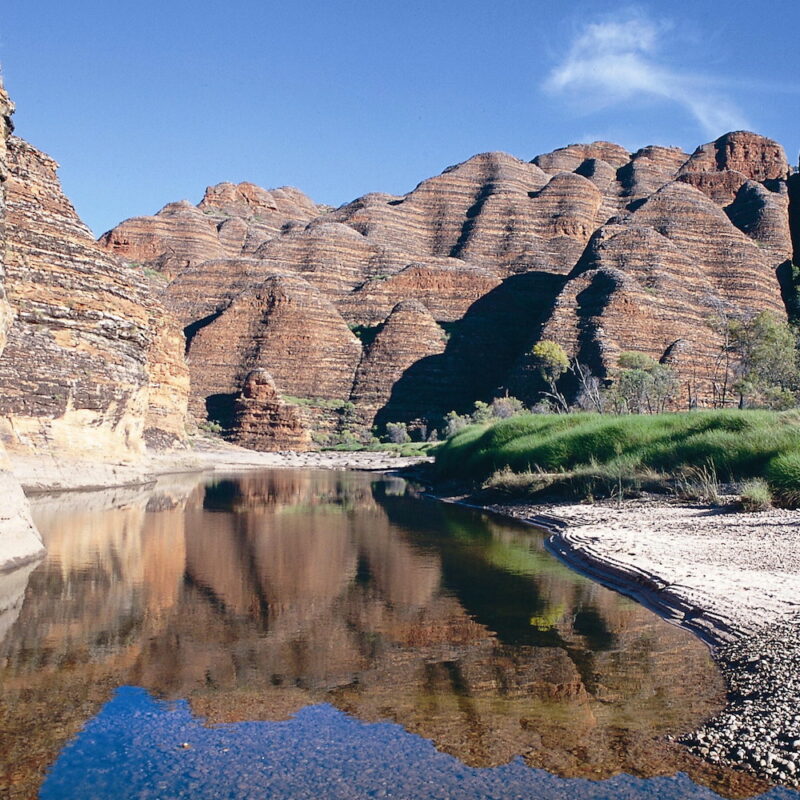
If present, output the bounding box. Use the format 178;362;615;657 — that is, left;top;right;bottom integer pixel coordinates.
0;86;44;573
0;136;190;470
100;131;800;449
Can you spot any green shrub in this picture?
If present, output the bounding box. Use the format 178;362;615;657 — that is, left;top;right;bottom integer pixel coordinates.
489;396;526;419
385;421;411;444
482;466;552;497
766;452;800;506
739;479;773;512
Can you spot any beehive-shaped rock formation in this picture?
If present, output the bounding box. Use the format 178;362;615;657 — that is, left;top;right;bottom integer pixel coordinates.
100;130;799;448
350;300;448;424
186;272;361;425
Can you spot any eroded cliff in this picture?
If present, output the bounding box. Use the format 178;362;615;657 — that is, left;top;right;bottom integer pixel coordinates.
0;108;190;488
0;86;44;572
100;130;799;448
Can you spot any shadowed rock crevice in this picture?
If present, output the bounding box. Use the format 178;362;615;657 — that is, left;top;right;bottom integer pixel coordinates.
449;183;497;260
787;173;800;268
375;272;566;427
183;307;225;355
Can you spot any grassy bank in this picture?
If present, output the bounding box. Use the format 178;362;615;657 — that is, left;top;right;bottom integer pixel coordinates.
434;410;800;505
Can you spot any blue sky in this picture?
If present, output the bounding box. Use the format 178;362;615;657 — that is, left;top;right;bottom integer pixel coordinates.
2;1;799;235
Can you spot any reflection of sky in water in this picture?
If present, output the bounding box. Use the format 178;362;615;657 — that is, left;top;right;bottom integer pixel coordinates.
42;687;800;800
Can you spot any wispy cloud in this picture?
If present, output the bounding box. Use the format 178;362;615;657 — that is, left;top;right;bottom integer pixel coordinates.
544;12;749;138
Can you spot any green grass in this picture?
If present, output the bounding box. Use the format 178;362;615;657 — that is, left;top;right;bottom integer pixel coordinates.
435;410;800;505
281;395;349;411
739;478;773;511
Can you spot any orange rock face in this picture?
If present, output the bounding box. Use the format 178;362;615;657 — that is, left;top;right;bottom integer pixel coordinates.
350;300;448;424
679;131;791;183
230;370;312;451
99;182;323;280
0;135;189;460
186;272;361;424
99;131;799;447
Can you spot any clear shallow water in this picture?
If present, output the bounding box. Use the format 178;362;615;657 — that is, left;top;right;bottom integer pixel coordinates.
39;688;800;800
0;469;796;799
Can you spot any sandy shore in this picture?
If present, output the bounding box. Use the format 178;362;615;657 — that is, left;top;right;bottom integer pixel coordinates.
483;499;800;642
450;494;800;789
12;438;433;494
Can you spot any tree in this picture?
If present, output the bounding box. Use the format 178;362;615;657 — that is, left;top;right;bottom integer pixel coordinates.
385;422;411;444
572;361;605;412
728;311;800;408
707;303;736;408
470;401;493;423
610;351;679;414
530;340;570;412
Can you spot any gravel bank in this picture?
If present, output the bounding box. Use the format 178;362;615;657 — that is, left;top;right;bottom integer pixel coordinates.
12;439;432;494
452;495;800;790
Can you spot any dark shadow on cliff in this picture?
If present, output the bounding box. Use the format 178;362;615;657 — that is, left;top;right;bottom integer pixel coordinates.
373;271;567;428
184;308;226;355
206;392;237;430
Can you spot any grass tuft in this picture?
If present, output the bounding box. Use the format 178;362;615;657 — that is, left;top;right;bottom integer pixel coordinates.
739;478;773;512
766;452;800;506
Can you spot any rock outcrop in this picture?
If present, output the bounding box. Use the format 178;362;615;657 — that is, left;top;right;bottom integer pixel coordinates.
0;136;189;469
0;87;191;500
524;141;792;399
679;131;791;183
350;300;447;424
230;370;312;451
0;85;44;571
99;182;323;280
185;272;361;426
99;130;798;448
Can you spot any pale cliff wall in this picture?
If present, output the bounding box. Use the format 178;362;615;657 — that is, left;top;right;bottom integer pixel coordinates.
0;85;44;571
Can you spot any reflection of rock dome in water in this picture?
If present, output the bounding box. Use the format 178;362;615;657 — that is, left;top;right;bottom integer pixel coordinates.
0;470;769;799
252;516;357;612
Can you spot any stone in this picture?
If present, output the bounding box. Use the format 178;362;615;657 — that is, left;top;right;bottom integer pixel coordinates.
528;179;787;404
230;370;312;451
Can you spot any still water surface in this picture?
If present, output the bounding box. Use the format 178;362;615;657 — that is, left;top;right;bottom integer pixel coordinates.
0;469;797;799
